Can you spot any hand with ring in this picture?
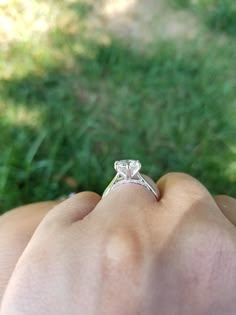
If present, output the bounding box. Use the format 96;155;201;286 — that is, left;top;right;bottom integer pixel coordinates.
0;160;236;314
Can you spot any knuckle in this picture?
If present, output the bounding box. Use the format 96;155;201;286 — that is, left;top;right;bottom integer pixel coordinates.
103;228;144;271
164;172;211;199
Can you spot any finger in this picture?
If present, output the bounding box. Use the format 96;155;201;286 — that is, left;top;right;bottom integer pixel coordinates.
0;201;60;225
156;172;212;202
214;195;236;227
153;172;236;248
156;172;224;221
43;192;101;225
0;201;59;302
95;174;158;218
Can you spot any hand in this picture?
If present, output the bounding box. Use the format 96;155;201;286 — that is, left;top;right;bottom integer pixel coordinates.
1;173;236;314
0;201;59;302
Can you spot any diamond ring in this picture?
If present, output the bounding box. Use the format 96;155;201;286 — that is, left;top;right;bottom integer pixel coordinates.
102;160;160;200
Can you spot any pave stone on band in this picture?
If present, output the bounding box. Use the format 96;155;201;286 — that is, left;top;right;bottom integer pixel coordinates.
102;160;159;200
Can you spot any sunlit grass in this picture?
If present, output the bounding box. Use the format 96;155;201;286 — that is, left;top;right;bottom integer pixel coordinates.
0;103;42;128
0;0;59;44
0;0;89;77
0;0;236;212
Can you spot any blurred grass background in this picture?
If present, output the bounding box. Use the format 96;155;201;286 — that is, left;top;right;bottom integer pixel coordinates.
0;0;236;213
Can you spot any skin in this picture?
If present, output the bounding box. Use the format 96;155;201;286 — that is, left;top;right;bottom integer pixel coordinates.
0;172;236;314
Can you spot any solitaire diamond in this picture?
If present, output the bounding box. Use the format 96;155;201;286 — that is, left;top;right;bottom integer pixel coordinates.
114;160;141;179
102;159;159;200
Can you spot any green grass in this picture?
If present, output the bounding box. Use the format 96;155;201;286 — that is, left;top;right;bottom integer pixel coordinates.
0;0;236;212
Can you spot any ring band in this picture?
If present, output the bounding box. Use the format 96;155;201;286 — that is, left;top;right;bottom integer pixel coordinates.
102;160;159;200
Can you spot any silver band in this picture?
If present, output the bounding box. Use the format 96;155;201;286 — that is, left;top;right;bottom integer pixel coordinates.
102;160;159;200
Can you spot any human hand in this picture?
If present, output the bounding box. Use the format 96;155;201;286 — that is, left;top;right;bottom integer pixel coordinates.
0;201;60;302
1;173;236;314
